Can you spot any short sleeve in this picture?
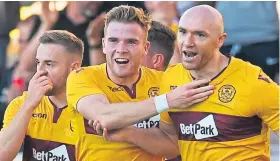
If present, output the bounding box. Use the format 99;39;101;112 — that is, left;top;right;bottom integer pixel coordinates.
1;93;26;130
67;68;105;110
253;71;279;132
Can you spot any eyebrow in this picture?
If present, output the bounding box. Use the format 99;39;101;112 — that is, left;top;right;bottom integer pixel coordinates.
178;27;208;35
35;59;58;64
107;37;139;41
107;37;118;40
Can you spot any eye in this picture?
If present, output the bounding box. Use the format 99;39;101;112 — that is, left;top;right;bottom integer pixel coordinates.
46;62;52;67
127;40;136;45
178;29;186;34
196;32;205;37
108;38;117;42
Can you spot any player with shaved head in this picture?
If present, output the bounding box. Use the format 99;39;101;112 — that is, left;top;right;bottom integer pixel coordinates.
160;5;279;161
89;5;279;161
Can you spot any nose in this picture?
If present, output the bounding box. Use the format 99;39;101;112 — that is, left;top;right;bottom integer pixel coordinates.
116;41;128;54
183;33;195;48
36;63;44;71
36;64;48;76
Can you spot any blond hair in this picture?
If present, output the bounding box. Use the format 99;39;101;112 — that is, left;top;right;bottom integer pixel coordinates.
105;5;151;40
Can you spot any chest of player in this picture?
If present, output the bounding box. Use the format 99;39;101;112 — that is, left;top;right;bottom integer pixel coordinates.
103;84;160;102
168;81;261;142
27;105;75;144
23;106;76;161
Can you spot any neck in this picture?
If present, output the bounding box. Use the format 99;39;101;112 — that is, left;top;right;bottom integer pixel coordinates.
190;52;229;80
48;91;67;108
107;66;141;90
66;3;87;25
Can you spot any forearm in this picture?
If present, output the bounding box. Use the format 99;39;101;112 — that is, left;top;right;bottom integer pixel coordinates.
0;103;35;161
128;127;179;159
80;98;158;130
89;48;106;65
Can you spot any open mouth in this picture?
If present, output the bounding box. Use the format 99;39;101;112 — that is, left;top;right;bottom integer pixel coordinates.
115;58;129;64
183;51;198;58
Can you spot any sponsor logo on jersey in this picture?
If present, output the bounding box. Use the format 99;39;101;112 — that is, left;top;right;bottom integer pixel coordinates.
32;113;47;119
134;115;160;128
107;86;123;92
32;145;70;161
218;85;236;103
148;87;159;98
180;114;218;140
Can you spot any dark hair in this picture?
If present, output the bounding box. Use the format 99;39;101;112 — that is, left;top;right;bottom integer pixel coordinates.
148;21;176;68
105;5;151;40
39;30;84;58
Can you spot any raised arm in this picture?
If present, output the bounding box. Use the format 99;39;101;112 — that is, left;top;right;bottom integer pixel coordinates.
0;70;53;161
86;13;106;65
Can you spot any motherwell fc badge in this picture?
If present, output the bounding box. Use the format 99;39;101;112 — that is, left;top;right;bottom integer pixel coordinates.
148;87;159;98
218;85;236;103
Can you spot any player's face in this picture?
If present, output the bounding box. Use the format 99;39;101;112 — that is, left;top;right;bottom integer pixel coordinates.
36;44;72;96
103;21;149;78
178;14;221;71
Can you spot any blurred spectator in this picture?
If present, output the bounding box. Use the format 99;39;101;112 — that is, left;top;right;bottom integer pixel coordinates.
4;15;40;103
6;1;147;105
8;2;106;103
145;1;178;30
176;1;216;17
0;2;20;95
144;1;181;65
217;1;279;81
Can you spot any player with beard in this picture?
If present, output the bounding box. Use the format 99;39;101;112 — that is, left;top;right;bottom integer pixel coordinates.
0;30;83;161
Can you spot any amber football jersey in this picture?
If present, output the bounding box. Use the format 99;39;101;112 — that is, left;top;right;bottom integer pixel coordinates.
160;57;279;161
2;92;76;161
67;63;164;161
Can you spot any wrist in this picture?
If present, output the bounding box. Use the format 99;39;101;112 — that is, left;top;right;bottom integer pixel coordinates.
154;94;170;113
125;127;137;144
22;101;37;112
40;23;53;31
89;43;102;50
87;37;102;45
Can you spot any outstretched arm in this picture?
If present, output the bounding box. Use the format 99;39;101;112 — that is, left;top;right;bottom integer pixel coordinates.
77;79;214;130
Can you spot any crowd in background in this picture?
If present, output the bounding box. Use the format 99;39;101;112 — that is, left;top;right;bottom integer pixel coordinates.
0;0;279;142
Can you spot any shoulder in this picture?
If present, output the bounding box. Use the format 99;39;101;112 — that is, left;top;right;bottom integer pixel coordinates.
236;58;276;91
165;63;185;74
68;64;106;81
141;66;163;81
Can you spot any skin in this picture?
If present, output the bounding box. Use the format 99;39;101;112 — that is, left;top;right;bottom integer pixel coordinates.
178;5;228;80
102;21;150;87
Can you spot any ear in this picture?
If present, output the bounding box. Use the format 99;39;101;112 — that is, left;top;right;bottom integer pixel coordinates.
218;33;227;48
143;41;151;57
152;53;164;70
70;61;81;71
